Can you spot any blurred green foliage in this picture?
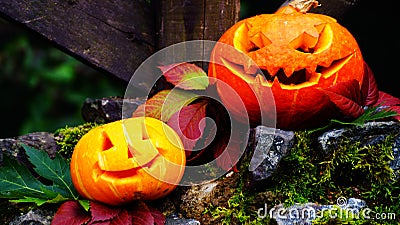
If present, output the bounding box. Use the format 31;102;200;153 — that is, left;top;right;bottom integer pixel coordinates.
0;20;125;138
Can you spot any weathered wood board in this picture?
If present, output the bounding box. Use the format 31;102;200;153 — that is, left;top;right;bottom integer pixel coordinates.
0;0;240;83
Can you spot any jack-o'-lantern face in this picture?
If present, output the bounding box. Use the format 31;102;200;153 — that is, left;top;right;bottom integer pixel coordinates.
209;3;365;129
70;117;185;206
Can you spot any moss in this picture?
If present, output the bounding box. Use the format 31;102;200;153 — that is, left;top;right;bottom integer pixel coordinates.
268;131;399;224
200;148;278;224
54;122;101;159
202;178;276;225
203;130;399;224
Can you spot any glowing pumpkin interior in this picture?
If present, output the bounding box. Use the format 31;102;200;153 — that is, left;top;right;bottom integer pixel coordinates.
70;117;186;205
209;2;365;129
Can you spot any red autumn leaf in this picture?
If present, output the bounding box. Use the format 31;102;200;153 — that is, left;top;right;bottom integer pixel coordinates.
131;201;154;225
51;201;91;225
374;91;400;107
89;220;111;225
361;62;379;106
328;79;363;105
159;63;209;90
167;101;207;155
109;210;132;225
148;206;166;225
323;80;364;118
89;201;121;222
203;98;246;171
374;91;400;120
185;116;218;163
390;106;400;120
52;201;163;225
132;89;198;122
215;130;246;171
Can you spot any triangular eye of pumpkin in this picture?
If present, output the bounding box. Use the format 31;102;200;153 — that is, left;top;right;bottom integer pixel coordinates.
313;23;333;54
288;23;333;54
97;130;140;171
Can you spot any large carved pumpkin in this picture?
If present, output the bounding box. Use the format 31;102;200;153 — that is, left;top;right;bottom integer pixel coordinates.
70;117;186;206
209;0;365;129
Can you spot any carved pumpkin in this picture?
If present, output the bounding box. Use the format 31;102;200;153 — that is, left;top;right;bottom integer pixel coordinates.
70;117;186;206
209;0;365;129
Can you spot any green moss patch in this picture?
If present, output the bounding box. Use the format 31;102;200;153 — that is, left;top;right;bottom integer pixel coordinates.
203;131;400;224
54;122;100;159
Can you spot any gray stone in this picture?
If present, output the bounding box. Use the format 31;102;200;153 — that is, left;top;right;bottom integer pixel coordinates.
0;132;58;166
9;208;55;225
81;96;145;123
245;126;295;189
165;213;200;225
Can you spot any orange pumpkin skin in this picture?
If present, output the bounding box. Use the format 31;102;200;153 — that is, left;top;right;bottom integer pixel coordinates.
209;4;364;129
70;117;186;206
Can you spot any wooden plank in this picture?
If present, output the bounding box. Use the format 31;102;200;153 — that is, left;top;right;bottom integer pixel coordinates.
203;0;240;42
154;0;240;73
0;0;155;82
155;0;240;48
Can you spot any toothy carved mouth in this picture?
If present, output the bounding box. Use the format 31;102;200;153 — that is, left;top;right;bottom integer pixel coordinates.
220;53;354;89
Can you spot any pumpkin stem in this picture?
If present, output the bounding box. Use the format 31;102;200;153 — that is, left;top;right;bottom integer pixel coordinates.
289;0;320;13
278;0;320;14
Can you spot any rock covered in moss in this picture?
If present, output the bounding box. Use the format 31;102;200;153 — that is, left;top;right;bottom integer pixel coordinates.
318;121;400;151
318;121;400;177
179;171;240;224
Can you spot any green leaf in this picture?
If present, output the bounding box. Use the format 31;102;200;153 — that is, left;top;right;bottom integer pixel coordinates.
0;157;47;199
10;197;48;206
79;199;91;211
0;145;79;205
351;106;398;125
9;194;68;206
24;144;79;199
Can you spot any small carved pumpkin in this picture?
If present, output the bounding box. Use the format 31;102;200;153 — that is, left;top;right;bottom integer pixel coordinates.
70;117;186;206
209;0;365;129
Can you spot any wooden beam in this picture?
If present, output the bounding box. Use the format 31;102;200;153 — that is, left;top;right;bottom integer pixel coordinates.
155;0;240;49
0;0;155;82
